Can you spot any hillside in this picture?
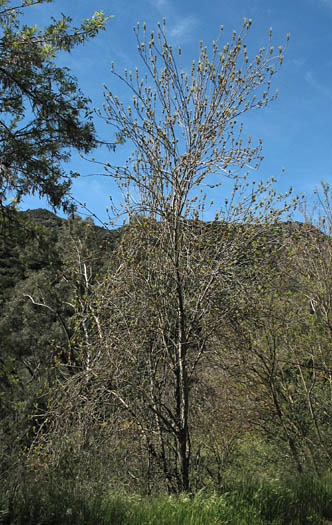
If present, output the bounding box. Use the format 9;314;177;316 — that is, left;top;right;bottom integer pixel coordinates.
0;209;331;498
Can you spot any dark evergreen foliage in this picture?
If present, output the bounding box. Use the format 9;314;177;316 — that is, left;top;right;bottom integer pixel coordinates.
0;0;111;213
0;208;120;489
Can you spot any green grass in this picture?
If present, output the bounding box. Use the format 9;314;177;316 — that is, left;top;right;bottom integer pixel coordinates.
2;475;332;524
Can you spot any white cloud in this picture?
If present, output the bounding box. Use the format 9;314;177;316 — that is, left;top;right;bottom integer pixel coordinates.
305;70;332;99
311;0;332;11
143;0;197;45
304;70;314;83
292;57;306;69
319;0;332;7
145;0;169;13
168;16;197;44
155;0;169;9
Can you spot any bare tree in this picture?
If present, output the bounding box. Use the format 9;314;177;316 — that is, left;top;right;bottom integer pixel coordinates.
40;19;292;493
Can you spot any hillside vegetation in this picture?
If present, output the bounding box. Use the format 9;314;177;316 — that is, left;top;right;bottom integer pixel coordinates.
1;209;331;501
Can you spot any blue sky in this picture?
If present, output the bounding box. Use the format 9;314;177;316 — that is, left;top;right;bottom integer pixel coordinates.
17;0;332;224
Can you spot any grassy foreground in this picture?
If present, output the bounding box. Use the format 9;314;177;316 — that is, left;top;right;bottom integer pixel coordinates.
2;475;332;524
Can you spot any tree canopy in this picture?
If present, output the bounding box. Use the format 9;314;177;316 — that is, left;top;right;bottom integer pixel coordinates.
43;19;293;493
0;0;111;212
